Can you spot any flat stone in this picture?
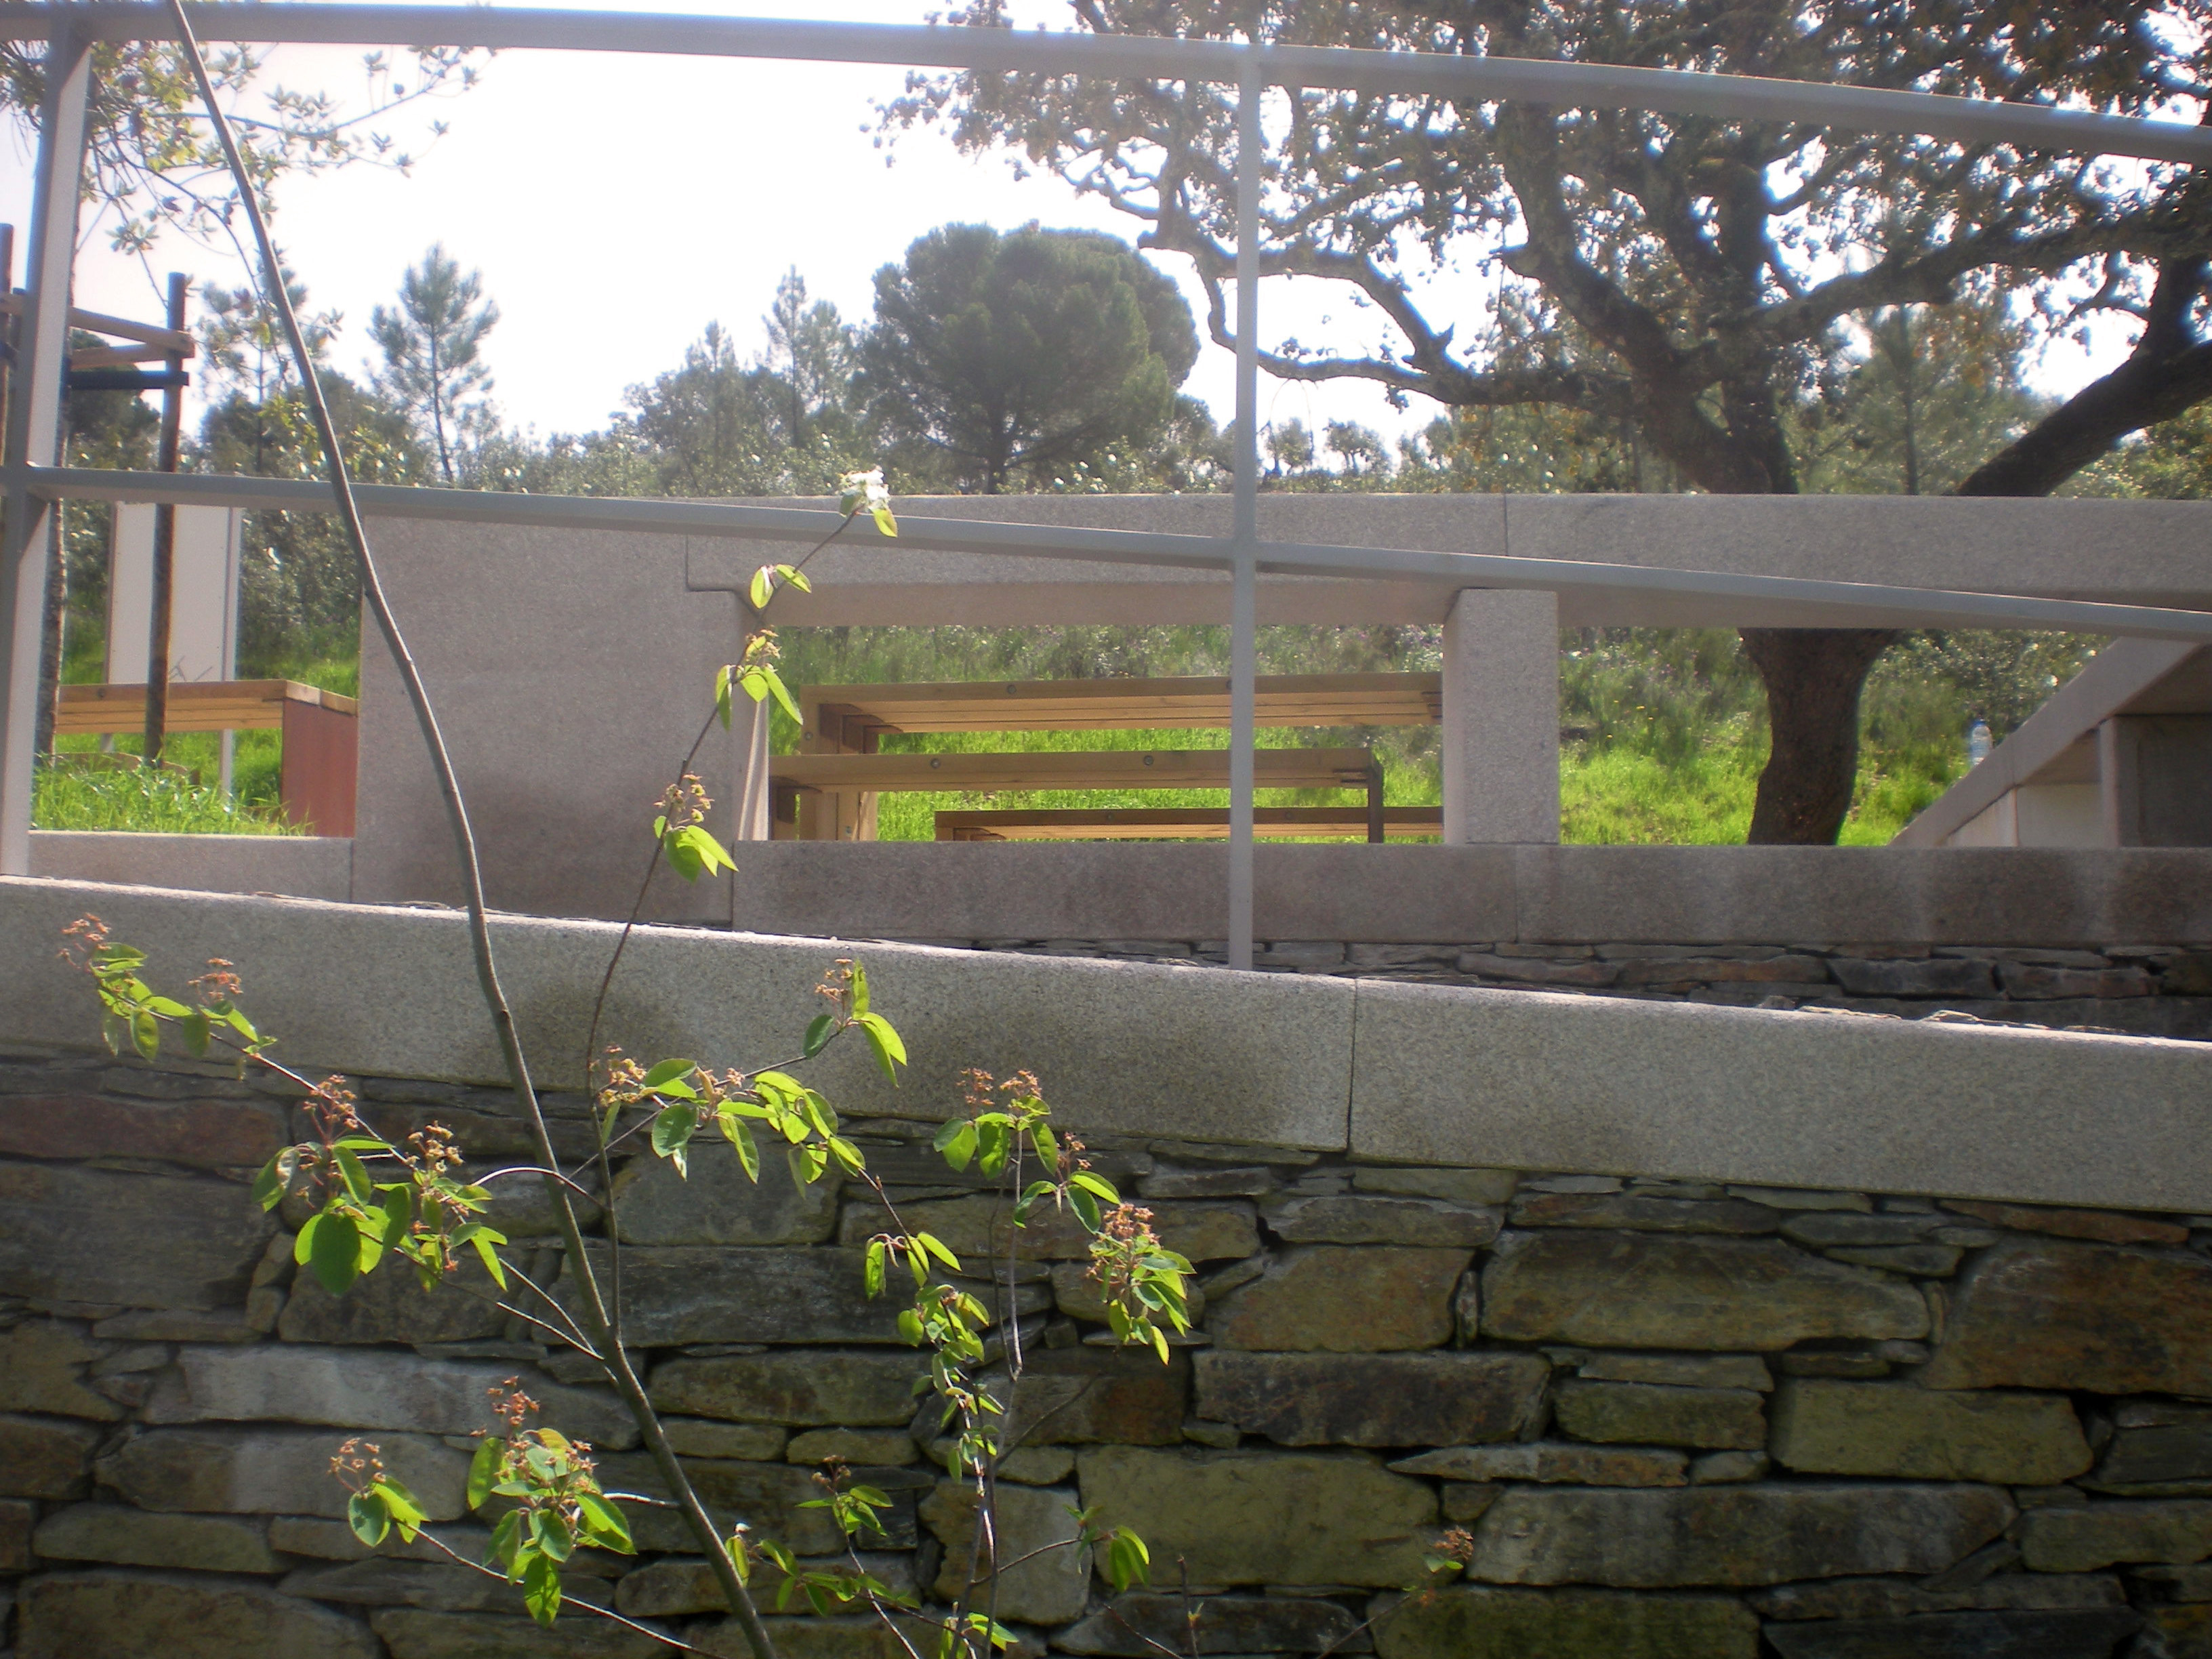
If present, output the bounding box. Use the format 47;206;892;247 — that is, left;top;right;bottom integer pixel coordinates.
1728;1187;1873;1212
276;1256;508;1345
1210;1246;1472;1351
1748;1572;2131;1620
2140;1606;2212;1658
1781;1213;1941;1246
1552;1380;1765;1450
19;1570;383;1659
1922;1241;2212;1395
786;1428;914;1465
0;1321;123;1419
1508;1193;1779;1235
1057;1591;1369;1654
1576;1353;1773;1391
1140;1164;1278;1198
1826;1245;1963;1275
1689;1450;1768;1483
2135;1563;2212;1600
2000;960;2151;999
1467;1483;2015;1587
693;1615;935;1659
1616;955;1829;985
1481;1231;1928;1351
269;1517;504;1565
1445;1483;1504;1523
1456;954;1623;986
920;1480;1088;1622
1776;1346;1895;1380
33;1502;277;1572
0;1159;275;1309
648;1349;924;1425
609;1141;839;1245
372;1608;668;1658
838;1195;1259;1265
612;1552;916;1618
1390;1443;1688;1487
1521;1175;1624;1194
565;1246;926;1346
92;1308;260;1343
1052;1259;1207;1326
0;1496;28;1570
144;1345;638;1448
596;1452;914;1555
1943;1199;2189;1247
98;1426;470;1518
0;1091;285;1167
658;1418;789;1460
1194;1351;1546;1448
1261;1194;1501;1248
1827;958;1999;998
1002;1347;1187;1446
1076;1446;1437;1586
1761;1610;2142;1658
2018;1501;2212;1572
0;1412;101;1498
1353;1166;1519;1205
1771;1380;2091;1483
2097;1413;2212;1487
281;1559;523;1613
1374;1584;1759;1659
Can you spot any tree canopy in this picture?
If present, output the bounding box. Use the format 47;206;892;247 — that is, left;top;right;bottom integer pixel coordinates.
371;244;500;485
857;222;1201;492
888;0;2212;840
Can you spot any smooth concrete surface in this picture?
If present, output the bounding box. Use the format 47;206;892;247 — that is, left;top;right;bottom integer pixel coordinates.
722;842;2212;947
680;493;2212;629
354;516;756;923
1896;641;2203;848
26;831;352;901
1443;589;1560;844
7;874;2212;1210
1350;977;2212;1213
0;878;1353;1150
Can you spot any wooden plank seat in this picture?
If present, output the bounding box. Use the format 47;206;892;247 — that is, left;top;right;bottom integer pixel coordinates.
53;680;359;836
937;806;1445;841
771;747;1391;841
800;672;1440;739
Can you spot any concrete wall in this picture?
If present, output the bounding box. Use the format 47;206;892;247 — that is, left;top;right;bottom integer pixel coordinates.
6;872;2212;1658
26;832;352;901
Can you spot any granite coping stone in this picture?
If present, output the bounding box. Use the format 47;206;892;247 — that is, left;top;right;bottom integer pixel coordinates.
9;877;2212;1209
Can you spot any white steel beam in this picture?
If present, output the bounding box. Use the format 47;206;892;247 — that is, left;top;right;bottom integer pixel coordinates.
1228;52;1262;972
0;22;91;876
0;5;2206;165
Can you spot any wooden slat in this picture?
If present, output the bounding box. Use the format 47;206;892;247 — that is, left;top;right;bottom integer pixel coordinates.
798;673;1441;735
0;292;196;355
55;680;356;736
938;806;1445;841
68;345;175;369
771;747;1379;794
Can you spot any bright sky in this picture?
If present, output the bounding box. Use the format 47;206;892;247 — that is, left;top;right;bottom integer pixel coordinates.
0;0;2135;460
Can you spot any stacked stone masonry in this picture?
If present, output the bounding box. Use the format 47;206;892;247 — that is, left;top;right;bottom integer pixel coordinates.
12;1045;2212;1658
924;939;2212;1042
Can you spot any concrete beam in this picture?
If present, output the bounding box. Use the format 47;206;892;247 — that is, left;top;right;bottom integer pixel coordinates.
27;831;351;900
6;874;2212;1210
1442;589;1559;844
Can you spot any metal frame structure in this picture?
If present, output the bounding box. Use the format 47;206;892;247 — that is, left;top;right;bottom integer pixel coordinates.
3;5;2210;970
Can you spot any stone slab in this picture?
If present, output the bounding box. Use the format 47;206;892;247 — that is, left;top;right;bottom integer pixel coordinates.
1923;1240;2212;1395
1390;1442;1688;1487
0;1321;123;1420
562;1246;902;1347
1057;1593;1369;1655
1467;1483;2015;1587
371;1607;668;1658
0;1156;274;1309
1208;1245;1471;1351
920;1480;1088;1623
2018;1501;2212;1572
1481;1231;1927;1351
33;1503;277;1572
1770;1379;2091;1484
609;1143;838;1246
0;1413;102;1498
96;1426;470;1519
29;830;354;901
647;1349;924;1425
1551;1380;1765;1450
1078;1446;1436;1586
1761;1609;2142;1659
18;1570;383;1659
1374;1584;1760;1659
0;1089;283;1168
1193;1351;1547;1448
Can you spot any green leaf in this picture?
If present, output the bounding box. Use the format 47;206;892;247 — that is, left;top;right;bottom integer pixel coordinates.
535;1507;576;1563
1031;1123;1058;1167
523;1549;562;1626
848;960;871;1019
488;1509;523;1573
252;1151;290;1213
375;1477;427;1540
466;1227;509;1290
750;564;776;609
864;1238;887;1298
802;1012;837;1058
676;824;737;880
714;663;734;730
763;667;804;728
346;1490;389;1547
130;1008;159;1061
720;1110;760;1182
779;564;812;593
575;1492;634;1554
334;1145;373;1206
827;1136;865;1176
651;1103;699;1163
308;1210;361;1296
855;1012;905;1084
1068;1184;1102;1233
976;1119;1009;1178
914;1231;962;1273
1069;1170;1120;1204
896;1308;925;1346
1107;1529;1151;1592
466;1435;504;1510
180;1009;211;1059
642;1058;695;1090
873;504;899;538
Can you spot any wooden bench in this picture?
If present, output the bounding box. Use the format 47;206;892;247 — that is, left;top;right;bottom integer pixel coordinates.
789;673;1436;842
772;747;1388;841
56;680;359;835
937;805;1446;841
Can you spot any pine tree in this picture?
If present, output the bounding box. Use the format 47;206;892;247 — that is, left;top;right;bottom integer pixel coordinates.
371;245;500;485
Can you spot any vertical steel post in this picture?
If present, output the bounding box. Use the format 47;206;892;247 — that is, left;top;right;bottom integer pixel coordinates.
144;271;190;766
1228;44;1263;970
0;18;93;874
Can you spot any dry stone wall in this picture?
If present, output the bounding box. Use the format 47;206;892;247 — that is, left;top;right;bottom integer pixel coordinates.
8;1043;2212;1659
934;939;2212;1042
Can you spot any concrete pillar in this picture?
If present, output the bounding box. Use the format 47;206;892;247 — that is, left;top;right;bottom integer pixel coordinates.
2100;714;2212;846
1441;588;1560;844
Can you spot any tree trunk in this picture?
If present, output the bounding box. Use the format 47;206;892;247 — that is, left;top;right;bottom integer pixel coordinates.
1741;628;1901;844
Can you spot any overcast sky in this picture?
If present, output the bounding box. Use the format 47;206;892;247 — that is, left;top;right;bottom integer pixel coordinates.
0;0;2136;464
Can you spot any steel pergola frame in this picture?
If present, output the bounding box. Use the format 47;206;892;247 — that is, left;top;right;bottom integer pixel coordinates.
2;5;2208;971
